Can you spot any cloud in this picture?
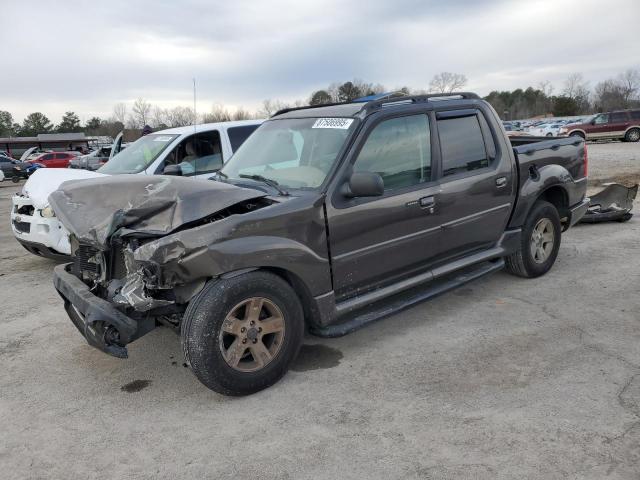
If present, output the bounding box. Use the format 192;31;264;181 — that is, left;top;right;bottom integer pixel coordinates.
1;0;638;122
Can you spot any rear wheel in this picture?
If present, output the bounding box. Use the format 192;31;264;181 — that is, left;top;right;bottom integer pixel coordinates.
624;128;640;142
505;200;561;278
181;271;304;396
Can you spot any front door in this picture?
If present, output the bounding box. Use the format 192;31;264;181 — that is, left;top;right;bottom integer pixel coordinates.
326;112;444;299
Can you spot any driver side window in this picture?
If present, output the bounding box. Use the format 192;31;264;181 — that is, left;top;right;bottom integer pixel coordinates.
161;130;223;176
353;114;431;191
594;114;609;125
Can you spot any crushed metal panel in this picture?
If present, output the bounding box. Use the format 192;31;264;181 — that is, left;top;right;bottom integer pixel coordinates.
48;175;266;249
580;183;638;223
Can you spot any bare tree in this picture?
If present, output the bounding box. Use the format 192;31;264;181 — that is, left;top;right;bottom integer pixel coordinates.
537;80;554;97
259;99;290;117
562;73;590;112
166;106;195;127
617;69;640;103
130;97;152;128
151;106;167;128
202;104;232;123
429;72;468;93
232;107;254;120
113;103;127;124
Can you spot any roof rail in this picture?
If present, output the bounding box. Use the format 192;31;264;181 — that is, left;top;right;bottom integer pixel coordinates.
271;91;481;118
272;101;350;117
362;92;480;114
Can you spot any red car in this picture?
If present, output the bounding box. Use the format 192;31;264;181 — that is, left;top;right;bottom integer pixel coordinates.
559;109;640;142
27;151;80;168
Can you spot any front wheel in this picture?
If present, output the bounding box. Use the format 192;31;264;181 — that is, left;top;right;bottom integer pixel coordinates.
181;271;304;396
505;200;561;278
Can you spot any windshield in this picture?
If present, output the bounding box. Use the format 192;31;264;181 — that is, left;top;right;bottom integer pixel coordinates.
98;134;178;174
220;117;357;189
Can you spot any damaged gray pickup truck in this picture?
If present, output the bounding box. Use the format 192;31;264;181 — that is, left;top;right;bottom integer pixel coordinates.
51;93;589;395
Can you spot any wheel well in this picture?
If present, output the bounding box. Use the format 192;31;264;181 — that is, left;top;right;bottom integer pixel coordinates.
538;186;569;223
569;130;585;139
260;267;318;328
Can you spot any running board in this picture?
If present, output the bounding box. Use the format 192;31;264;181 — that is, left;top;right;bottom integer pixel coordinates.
310;259;505;338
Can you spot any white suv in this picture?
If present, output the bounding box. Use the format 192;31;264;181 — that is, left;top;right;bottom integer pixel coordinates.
11;120;263;258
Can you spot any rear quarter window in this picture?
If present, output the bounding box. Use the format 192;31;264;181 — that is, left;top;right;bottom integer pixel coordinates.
228;125;259;152
610;112;629;123
630;111;640;121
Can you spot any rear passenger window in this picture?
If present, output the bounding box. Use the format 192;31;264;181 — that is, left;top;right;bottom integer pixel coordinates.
610;112;629;123
55;153;66;159
353;114;431;191
228;125;259;152
631;111;640;121
438;115;491;177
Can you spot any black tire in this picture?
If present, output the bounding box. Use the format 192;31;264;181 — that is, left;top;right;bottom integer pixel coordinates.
616;212;633;223
569;131;585;140
181;271;304;396
505;200;561;278
624;128;640;143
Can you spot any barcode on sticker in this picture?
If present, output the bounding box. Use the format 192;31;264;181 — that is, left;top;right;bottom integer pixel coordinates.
312;118;354;129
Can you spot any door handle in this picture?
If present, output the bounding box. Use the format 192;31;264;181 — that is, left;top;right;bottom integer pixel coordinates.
419;196;436;213
495;176;507;188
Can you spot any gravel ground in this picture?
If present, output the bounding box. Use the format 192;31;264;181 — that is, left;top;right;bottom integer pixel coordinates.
0;142;639;479
586;141;640;186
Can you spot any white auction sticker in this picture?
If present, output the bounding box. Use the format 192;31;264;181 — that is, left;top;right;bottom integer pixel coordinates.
312;118;354;129
153;136;174;142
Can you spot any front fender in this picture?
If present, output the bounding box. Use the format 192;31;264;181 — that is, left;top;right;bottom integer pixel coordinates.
133;234;332;296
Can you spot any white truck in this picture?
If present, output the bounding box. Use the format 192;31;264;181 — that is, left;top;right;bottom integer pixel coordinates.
11;120;263;259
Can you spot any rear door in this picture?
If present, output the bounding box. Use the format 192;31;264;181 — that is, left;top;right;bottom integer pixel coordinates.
432;108;516;260
609;111;630;138
326;111;444;299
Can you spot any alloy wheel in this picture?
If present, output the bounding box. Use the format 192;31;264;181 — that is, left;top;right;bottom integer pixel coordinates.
219;297;285;372
530;218;555;264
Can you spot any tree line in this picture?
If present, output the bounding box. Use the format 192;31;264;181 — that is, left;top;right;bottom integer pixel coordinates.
1;69;638;138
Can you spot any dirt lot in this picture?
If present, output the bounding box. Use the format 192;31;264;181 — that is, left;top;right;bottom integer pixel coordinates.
1;142;639;479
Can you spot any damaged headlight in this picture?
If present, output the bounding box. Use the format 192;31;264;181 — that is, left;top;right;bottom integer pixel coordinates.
40;205;55;218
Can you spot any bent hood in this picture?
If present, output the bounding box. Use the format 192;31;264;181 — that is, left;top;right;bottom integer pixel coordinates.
23;168;107;209
48;175;265;249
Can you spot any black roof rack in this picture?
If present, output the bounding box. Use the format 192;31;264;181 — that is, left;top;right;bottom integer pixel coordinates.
361;92;480;114
272;92;481;118
273;102;351;117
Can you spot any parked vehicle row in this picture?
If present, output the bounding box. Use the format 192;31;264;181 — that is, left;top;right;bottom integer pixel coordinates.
39;93;588;395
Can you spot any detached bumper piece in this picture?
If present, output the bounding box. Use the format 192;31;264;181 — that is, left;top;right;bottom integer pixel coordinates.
53;263;154;358
580;184;638;224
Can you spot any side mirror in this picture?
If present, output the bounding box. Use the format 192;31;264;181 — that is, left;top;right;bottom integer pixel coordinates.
163;164;182;176
342;172;384;198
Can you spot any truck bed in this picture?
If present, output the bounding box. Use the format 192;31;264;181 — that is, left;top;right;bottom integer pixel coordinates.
510;135;585;187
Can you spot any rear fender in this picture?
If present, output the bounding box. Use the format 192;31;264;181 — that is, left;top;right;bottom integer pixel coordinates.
509;164;576;228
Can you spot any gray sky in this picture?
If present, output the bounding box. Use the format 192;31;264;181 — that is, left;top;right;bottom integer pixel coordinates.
2;0;639;123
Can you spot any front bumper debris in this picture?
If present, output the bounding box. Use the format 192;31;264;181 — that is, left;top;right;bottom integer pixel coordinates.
580;183;638;223
53;263;155;358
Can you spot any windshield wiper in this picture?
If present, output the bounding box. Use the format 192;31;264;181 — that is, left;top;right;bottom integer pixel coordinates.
239;174;289;196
